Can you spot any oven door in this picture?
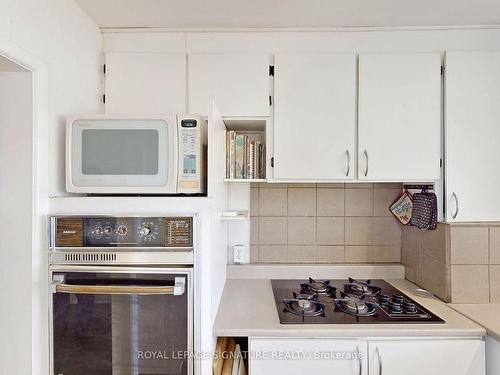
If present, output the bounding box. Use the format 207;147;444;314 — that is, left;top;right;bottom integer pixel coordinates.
49;267;192;375
66;116;178;194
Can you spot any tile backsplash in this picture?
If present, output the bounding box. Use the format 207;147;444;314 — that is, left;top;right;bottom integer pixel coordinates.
449;224;500;303
402;223;500;303
250;183;403;264
401;224;448;301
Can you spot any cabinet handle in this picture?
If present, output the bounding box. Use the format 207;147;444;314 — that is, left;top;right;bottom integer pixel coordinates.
345;150;351;177
375;346;382;375
451;192;459;219
363;150;369;177
356;345;362;375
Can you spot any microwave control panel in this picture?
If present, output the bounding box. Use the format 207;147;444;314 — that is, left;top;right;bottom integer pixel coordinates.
52;216;193;248
179;118;198;179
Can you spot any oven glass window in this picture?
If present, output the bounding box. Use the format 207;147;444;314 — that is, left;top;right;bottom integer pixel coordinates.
52;272;189;375
82;129;160;175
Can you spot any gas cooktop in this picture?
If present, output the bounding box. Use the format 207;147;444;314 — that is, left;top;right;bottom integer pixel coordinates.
272;278;445;324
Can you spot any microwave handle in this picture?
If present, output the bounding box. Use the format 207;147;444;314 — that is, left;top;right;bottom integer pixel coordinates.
51;276;185;296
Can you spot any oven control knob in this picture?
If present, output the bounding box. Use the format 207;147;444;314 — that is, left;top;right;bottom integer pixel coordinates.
94;227;103;235
117;225;127;236
104;226;113;235
140;226;151;236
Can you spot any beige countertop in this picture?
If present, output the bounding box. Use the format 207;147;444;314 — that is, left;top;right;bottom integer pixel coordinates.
449;303;500;341
225;264;405;280
214;278;486;338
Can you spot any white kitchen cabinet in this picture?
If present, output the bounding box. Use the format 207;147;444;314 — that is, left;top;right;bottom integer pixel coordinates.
368;339;485;375
445;52;500;222
188;53;270;117
358;53;441;181
486;336;500;375
273;53;356;180
105;52;186;114
250;338;367;375
249;338;485;375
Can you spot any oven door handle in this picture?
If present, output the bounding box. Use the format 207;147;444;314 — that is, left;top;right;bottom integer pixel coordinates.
52;277;186;296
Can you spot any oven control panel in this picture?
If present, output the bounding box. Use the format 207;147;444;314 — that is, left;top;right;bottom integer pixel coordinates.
52;216;193;248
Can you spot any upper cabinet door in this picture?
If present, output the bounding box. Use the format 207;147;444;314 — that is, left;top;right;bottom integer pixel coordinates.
358;53;441;181
445;52;500;222
273;53;356;180
105;52;186;114
188;54;270;117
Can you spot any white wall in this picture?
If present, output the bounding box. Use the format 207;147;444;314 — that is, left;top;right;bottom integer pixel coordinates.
1;2;101;374
0;70;33;375
1;0;103;197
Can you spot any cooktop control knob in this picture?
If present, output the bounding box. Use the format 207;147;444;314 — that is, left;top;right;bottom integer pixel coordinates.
94;226;103;235
140;226;151;236
117;225;127;236
138;220;161;242
104;226;113;235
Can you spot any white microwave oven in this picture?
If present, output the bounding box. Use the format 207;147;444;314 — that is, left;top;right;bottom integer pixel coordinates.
66;114;207;194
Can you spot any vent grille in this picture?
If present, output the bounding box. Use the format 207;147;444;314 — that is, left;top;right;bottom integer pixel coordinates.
64;253;117;262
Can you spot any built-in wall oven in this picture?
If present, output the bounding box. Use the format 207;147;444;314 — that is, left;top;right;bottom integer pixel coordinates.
49;215;195;375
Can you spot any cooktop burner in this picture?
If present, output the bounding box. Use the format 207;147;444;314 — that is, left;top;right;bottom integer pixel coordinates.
300;277;337;297
272;278;445;324
343;277;381;297
335;295;378;317
283;292;326;317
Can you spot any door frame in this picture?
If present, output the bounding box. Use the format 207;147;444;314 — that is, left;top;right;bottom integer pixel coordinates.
0;36;49;375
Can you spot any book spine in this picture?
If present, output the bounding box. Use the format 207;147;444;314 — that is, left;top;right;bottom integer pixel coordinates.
225;131;230;178
254;141;260;179
229;131;235;179
262;145;266;178
234;135;245;179
244;136;250;179
249;140;255;179
259;143;266;178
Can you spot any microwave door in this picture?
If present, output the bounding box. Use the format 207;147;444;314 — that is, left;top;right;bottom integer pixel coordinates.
67;117;177;193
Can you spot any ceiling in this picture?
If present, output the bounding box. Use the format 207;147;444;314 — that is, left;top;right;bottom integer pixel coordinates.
74;0;500;29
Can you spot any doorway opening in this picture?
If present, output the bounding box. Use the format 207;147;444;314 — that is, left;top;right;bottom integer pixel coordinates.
0;54;34;375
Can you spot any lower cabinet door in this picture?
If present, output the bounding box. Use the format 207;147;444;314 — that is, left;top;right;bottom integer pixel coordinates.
368;340;485;375
249;338;367;375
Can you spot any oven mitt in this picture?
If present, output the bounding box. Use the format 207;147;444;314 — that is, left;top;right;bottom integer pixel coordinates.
410;190;438;230
390;190;413;225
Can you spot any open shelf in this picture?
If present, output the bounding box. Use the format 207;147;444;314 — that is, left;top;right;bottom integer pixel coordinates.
224;117;268;182
222;117;266;131
213;336;248;375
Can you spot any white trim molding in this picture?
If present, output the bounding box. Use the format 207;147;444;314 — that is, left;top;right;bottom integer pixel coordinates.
0;36;49;375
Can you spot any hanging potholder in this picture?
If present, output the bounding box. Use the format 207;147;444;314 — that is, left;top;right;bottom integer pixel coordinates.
390;190;413;225
410;191;438;230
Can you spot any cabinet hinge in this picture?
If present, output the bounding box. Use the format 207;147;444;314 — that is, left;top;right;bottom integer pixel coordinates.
103;64;106;74
271;157;274;168
441;65;444;75
269;95;272;106
269;65;274;76
102;94;106;104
